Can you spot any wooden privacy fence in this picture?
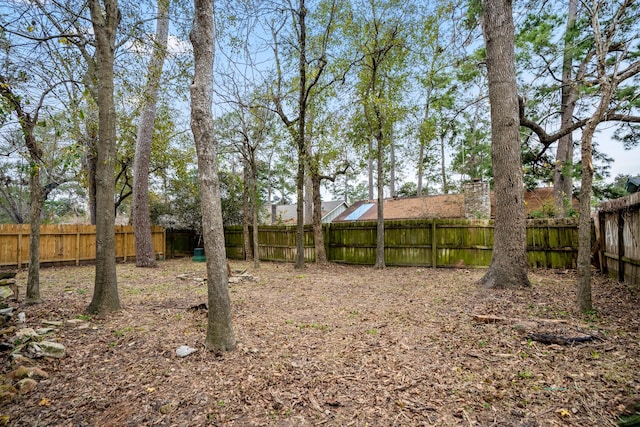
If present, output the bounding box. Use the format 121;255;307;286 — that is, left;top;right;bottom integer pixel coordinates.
225;218;579;269
596;192;640;285
0;224;166;268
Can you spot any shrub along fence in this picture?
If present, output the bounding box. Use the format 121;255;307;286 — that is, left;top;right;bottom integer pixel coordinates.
225;218;579;269
596;192;640;285
0;224;165;268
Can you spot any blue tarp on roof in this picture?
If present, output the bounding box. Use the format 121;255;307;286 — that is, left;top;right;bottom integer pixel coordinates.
344;203;374;221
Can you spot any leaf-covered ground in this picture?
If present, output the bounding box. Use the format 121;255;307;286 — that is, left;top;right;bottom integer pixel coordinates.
1;259;639;426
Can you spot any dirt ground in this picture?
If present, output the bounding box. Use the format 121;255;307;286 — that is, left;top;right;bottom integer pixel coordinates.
1;259;639;426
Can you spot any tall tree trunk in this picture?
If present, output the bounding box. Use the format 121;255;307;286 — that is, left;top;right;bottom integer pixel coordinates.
294;0;308;269
417;141;424;196
242;158;253;261
389;138;396;198
81;72;99;226
133;0;169;267
311;172;327;264
87;0;121;316
305;173;313;224
554;0;578;217
85;137;98;225
25;168;43;304
251;166;260;269
440;134;447;194
367;136;374;200
374;133;385;269
0;77;44;303
576;49;614;313
190;0;235;351
478;0;530;289
576;121;595;312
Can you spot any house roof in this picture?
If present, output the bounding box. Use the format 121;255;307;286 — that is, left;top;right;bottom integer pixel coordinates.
272;201;348;224
333;194;465;222
333;187;572;221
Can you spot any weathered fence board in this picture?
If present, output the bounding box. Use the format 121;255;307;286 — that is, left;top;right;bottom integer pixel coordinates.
0;218;582;270
597;192;640;285
226;218;579;269
0;224;165;268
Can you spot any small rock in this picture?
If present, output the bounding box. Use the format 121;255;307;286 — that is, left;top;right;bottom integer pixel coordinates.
29;367;48;379
0;287;13;300
11;354;34;365
9;366;48;380
15;328;38;340
17;312;25;323
27;341;65;359
35;328;56;335
8;365;30;380
65;319;86;326
0;384;17;402
41;320;63;327
0;308;15;316
16;378;37;395
176;345;196;357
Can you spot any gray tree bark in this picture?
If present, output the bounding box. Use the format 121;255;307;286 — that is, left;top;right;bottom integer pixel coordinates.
0;79;44;304
190;0;236;351
133;0;170;267
553;0;578;217
86;0;121;316
478;0;530;289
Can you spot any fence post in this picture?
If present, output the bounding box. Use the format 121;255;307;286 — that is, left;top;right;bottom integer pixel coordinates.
618;211;625;282
123;227;127;262
598;212;606;274
324;223;331;262
431;220;437;268
75;224;81;266
17;225;23;269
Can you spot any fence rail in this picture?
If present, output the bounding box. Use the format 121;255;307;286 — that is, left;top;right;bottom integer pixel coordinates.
225;218;579;269
0;224;165;268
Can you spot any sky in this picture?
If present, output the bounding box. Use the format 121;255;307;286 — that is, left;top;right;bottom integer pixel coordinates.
607;144;640;180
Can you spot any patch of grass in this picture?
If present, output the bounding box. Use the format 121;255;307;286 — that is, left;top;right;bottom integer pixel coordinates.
297;323;329;331
75;314;91;321
366;328;379;335
518;370;533;379
125;287;144;296
112;326;135;337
